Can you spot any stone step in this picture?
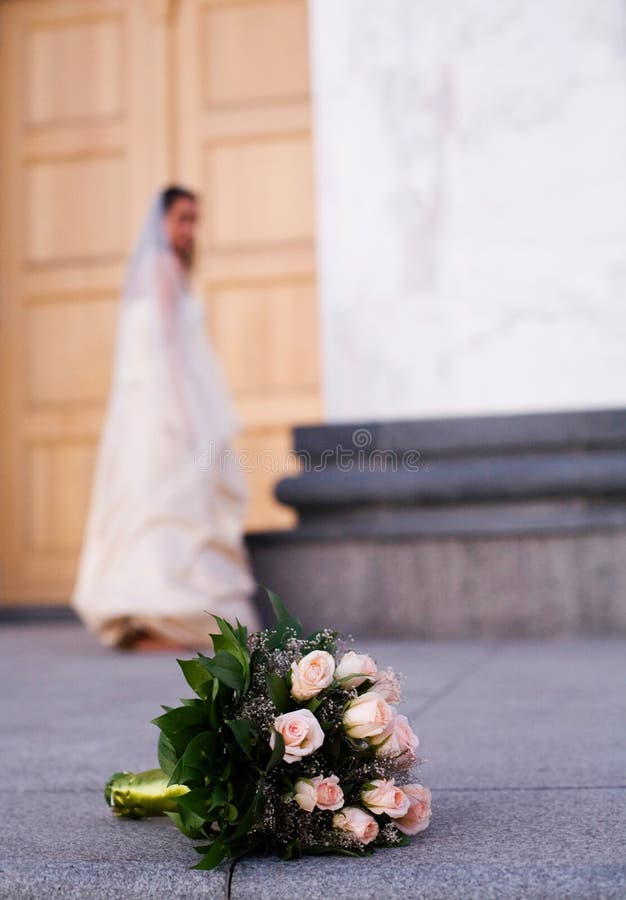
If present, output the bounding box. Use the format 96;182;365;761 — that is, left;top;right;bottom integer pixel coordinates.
248;408;626;637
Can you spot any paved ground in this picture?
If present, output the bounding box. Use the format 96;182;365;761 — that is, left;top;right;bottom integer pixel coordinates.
0;622;625;898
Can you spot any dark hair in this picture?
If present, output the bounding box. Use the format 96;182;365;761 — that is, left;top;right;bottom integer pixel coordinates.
161;185;196;212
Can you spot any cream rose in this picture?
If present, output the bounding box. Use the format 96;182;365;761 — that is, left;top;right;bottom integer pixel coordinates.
332;807;379;845
395;784;432;835
270;709;324;764
290;650;335;701
361;778;411;819
294;774;344;812
373;713;419;763
368;668;402;703
342;691;394;740
335;650;377;689
293;778;317;812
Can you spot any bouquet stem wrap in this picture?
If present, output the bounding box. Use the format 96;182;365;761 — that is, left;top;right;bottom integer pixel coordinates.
105;768;189;818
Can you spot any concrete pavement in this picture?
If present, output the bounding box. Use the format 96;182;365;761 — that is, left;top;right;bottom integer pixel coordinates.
1;622;624;898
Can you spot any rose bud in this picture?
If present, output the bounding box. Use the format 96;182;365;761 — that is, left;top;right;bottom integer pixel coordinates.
332;807;379;844
342;691;394;740
368;668;402;703
293;778;317;812
395;784;432;835
290;650;335;701
372;713;419;764
361;778;411;818
335;650;377;689
295;774;344;812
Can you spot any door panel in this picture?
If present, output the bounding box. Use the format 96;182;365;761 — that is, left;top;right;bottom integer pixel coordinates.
176;0;322;532
0;0;321;605
0;0;168;603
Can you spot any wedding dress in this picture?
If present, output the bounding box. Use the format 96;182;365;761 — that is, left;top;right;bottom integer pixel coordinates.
72;196;261;647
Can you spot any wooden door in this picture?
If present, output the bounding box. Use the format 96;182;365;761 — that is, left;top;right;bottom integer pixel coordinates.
175;0;322;530
0;0;321;607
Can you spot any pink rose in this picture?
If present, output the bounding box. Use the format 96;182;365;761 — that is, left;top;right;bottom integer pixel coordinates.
372;713;419;764
290;650;335;701
369;668;402;703
270;709;324;764
335;651;377;689
294;774;344;812
342;691;394;740
315;774;344;811
332;807;379;845
395;784;432;835
361;778;411;819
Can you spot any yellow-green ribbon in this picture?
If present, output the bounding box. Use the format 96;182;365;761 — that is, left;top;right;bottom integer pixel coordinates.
105;768;189;818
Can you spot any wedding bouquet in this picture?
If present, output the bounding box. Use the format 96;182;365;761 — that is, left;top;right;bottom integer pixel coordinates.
105;589;431;869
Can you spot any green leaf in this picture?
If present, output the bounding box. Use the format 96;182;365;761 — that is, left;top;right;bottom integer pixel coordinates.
193;840;228;870
267;625;303;651
157;732;178;778
230;787;265;840
168;731;218;786
262;585;291;623
177;787;214;821
306;696;324;714
224;802;238;822
265;731;285;774
210;616;245;653
279;839;301;861
212;616;236;640
165;810;206;839
304;628;338;654
178;658;213;699
211;617;251;691
177;783;236;822
234;618;248;647
266;673;291;713
325;733;342;763
261;586;303;645
152;704;207;734
210;618;246;657
152;705;208;753
226;718;258;760
337;672;375;687
203;650;245;692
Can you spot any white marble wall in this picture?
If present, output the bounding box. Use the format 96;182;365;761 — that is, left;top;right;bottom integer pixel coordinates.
309;0;626;421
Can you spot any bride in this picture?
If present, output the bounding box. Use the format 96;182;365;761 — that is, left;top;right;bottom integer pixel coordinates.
73;186;261;650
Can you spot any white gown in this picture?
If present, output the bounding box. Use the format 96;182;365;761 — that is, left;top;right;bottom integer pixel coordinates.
72;289;261;647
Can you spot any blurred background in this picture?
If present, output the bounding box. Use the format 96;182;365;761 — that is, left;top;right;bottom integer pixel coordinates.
0;0;319;606
1;0;626;634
